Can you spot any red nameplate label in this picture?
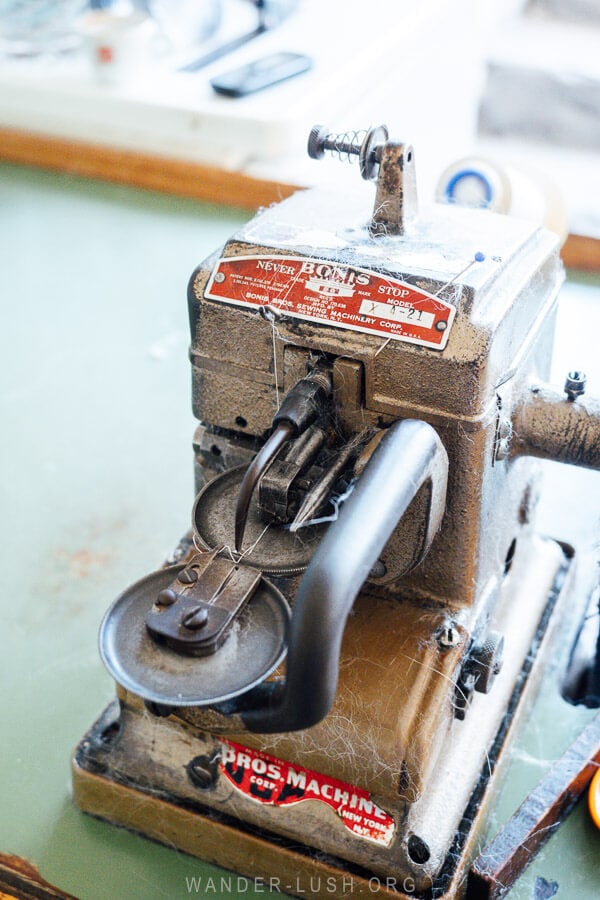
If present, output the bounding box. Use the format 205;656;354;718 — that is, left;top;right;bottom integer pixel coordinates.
219;739;395;846
205;255;455;350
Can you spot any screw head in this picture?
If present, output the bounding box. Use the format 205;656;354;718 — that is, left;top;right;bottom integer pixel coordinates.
187;755;218;790
307;124;328;159
178;567;199;585
182;606;209;630
188;763;213;788
369;559;387;578
564;370;586;401
438;622;460;650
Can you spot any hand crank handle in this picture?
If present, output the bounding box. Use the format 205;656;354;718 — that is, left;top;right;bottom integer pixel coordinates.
224;419;449;733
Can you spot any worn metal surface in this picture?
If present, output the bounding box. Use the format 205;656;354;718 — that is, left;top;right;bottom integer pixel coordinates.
81;536;570;891
371;141;418;235
258;423;328;524
189;188;562;611
72;741;413;900
512;381;600;469
306;125;417;234
145;552;264;656
113;581;467;806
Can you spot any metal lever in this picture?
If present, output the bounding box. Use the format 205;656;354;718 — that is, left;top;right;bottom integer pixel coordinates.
221;419;449;733
510;378;600;469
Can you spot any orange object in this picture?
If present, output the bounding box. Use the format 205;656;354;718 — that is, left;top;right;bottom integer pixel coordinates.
588;766;600;828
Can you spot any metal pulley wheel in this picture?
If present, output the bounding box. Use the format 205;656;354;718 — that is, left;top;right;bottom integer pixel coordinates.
193;465;326;575
99;565;290;707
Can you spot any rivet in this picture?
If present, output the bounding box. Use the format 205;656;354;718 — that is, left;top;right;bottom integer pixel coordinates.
156;589;178;607
369;559;387;578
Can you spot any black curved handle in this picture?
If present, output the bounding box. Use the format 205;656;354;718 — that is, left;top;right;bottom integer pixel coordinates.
226;419;449;734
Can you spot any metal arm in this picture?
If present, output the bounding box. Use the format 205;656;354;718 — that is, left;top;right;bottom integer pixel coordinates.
227;419;448;733
511;380;600;470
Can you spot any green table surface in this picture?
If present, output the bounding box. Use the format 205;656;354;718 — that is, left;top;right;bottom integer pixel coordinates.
1;163;600;900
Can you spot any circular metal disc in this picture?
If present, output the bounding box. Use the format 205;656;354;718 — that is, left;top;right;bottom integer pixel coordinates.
99;565;290;707
193;466;326;574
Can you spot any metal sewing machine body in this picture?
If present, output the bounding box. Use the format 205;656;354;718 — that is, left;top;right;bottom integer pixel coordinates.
73;127;600;897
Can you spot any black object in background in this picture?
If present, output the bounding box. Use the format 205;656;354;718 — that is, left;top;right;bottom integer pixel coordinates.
180;0;298;73
210;51;312;97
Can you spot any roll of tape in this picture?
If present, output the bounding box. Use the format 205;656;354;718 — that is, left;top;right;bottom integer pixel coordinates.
436;156;566;243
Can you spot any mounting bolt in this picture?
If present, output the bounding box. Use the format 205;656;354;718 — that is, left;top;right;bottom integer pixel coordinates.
182;606;209;630
407;833;431;865
564;370;586;402
307;124;389;180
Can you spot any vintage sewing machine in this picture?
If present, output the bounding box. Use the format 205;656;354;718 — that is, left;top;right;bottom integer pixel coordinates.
72;126;600;898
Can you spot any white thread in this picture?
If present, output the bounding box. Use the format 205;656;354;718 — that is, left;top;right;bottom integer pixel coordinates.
259;306;282;409
288;482;355;532
221;523;271;563
374;337;391;357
